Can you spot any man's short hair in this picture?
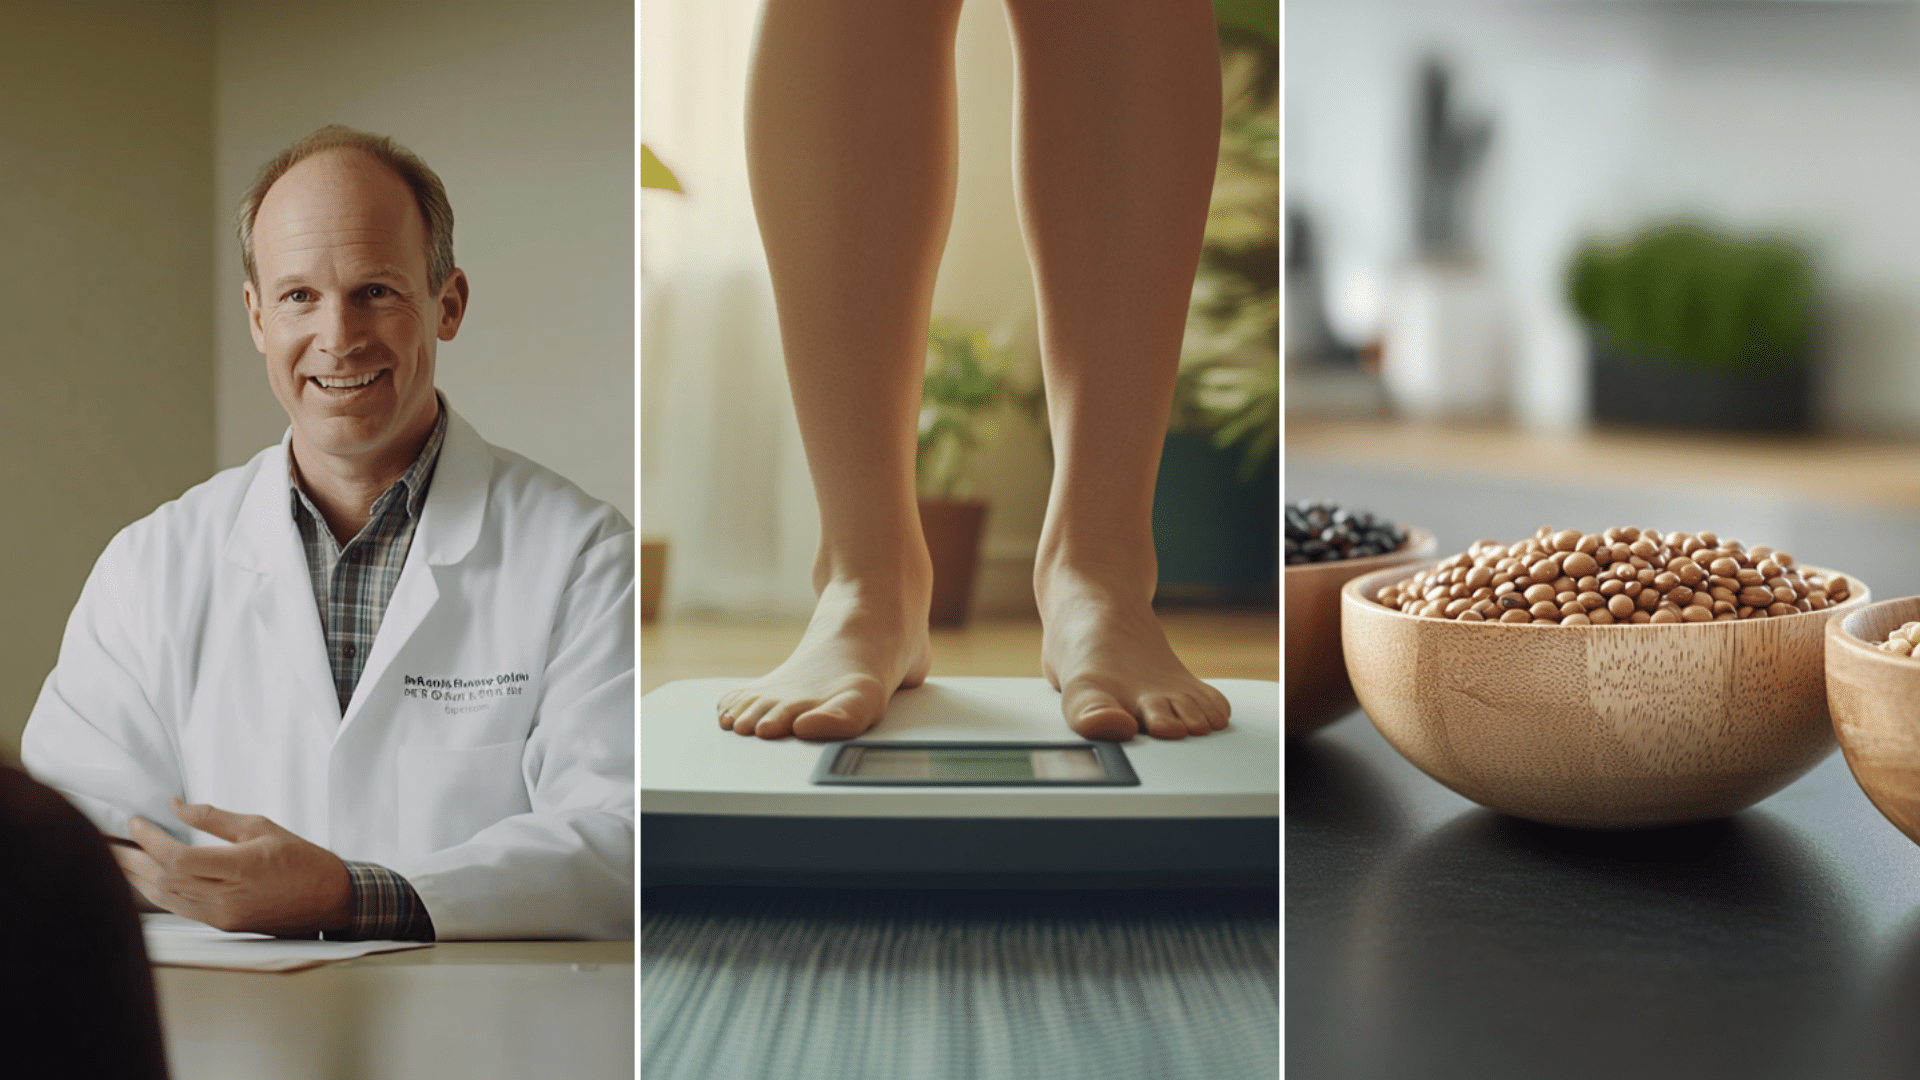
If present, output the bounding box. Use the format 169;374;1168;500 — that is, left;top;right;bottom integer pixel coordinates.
238;125;456;291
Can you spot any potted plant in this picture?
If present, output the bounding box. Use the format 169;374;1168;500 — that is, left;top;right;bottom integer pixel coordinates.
1156;9;1279;603
917;318;1043;626
1569;223;1815;432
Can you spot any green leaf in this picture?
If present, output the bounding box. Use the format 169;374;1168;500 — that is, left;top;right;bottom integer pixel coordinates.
641;145;683;193
1567;223;1812;370
1214;0;1278;45
916;317;1043;498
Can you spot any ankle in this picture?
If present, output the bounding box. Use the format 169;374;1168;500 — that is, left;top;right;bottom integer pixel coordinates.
812;546;935;600
1033;550;1157;612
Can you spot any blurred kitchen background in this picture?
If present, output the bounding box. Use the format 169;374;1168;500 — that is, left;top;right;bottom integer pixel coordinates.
1287;0;1920;600
0;0;631;764
640;1;1280;689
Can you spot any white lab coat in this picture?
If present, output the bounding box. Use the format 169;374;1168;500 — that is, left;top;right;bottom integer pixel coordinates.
21;406;634;940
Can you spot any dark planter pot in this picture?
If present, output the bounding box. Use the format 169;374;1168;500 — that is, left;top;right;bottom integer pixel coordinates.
918;498;989;627
1588;338;1811;433
1151;431;1279;604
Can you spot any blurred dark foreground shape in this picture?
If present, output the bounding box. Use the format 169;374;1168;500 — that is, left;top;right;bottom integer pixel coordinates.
0;765;170;1079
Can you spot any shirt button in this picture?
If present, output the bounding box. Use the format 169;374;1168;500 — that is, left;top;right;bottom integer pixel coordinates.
345;645;358;658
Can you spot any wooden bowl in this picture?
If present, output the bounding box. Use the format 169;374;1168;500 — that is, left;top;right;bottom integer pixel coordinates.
1285;527;1438;737
1341;562;1870;829
1826;596;1920;847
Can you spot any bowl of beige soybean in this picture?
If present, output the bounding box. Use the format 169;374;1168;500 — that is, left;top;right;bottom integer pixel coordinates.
1340;526;1869;829
1826;595;1920;848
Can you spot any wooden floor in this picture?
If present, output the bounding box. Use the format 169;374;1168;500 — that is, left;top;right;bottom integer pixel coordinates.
640;608;1278;694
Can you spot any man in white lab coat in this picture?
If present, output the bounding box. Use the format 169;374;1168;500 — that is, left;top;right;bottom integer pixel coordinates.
21;127;634;941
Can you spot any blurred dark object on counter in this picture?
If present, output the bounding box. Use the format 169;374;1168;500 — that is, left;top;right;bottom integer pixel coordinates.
1286;207;1354;370
1414;58;1492;263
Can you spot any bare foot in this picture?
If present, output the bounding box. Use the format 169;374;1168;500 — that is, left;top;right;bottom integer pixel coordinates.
1037;568;1231;741
717;579;932;740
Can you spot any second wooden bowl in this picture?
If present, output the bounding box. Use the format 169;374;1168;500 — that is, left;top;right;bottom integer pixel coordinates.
1342;561;1870;829
1826;596;1920;847
1285;527;1438;737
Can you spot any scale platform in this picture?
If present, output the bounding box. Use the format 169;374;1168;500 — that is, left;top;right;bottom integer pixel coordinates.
641;677;1278;888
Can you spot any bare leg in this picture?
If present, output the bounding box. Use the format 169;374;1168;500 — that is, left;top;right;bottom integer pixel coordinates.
718;0;965;739
1005;0;1233;740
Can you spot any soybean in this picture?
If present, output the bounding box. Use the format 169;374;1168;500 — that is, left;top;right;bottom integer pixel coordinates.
1877;621;1920;657
1374;526;1852;626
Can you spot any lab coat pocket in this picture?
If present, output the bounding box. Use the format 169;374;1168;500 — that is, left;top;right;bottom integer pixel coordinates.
397;741;533;857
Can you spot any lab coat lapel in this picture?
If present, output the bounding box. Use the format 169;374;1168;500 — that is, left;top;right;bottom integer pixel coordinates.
342;546;439;731
337;406;490;733
223;436;342;733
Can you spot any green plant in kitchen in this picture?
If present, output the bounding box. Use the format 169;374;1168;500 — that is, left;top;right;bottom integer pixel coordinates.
916;318;1043;500
1568;224;1813;370
1173;6;1278;482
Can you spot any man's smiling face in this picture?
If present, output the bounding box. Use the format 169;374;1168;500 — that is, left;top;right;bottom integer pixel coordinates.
243;149;466;476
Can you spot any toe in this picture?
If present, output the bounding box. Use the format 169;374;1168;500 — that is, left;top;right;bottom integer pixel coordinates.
754;700;810;741
731;696;774;737
1201;684;1232;729
792;689;876;740
1061;680;1141;741
1174;696;1212;737
1138;695;1188;741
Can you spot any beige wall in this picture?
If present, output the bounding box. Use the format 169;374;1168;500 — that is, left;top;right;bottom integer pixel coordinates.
0;2;215;761
936;0;1054;617
214;0;635;520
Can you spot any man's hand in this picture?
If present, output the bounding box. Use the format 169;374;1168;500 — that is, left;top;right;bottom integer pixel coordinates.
111;797;352;936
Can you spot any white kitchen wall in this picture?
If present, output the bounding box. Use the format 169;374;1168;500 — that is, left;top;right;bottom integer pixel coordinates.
1290;0;1920;435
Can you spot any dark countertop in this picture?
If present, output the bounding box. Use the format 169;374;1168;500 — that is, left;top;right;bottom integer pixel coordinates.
1287;708;1920;1080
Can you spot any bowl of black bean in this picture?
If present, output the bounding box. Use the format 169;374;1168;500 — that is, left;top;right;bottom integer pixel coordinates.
1285;502;1435;737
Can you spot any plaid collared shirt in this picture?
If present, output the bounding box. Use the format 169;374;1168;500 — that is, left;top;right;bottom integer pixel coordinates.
289;402;448;943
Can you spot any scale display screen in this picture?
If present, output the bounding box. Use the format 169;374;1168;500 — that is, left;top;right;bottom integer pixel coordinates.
812;741;1138;787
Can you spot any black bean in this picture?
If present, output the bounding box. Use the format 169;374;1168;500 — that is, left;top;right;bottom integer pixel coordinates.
1284;502;1406;565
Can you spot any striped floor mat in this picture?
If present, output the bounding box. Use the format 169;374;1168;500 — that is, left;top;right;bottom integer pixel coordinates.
642;887;1278;1080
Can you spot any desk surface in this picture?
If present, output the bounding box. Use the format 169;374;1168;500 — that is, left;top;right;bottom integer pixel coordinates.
154;941;633;1080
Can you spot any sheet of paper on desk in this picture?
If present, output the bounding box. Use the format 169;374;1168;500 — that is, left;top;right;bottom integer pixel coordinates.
141;913;433;972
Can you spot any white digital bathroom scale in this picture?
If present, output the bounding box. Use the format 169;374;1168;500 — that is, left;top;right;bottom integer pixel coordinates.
641;677;1279;888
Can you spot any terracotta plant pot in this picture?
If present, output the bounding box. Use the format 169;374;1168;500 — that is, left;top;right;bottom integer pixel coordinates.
640;539;668;624
918;498;989;628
